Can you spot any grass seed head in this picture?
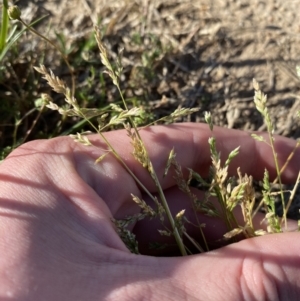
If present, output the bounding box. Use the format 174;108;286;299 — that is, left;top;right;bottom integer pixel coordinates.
8;5;21;20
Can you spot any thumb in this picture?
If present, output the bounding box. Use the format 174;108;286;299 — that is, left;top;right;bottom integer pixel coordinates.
143;233;300;300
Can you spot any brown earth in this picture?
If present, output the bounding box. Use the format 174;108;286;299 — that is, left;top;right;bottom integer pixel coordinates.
17;0;300;136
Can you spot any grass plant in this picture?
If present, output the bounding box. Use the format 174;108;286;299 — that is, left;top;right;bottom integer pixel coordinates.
2;4;300;255
35;26;300;255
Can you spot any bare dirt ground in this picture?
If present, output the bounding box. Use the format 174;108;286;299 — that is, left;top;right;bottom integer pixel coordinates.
17;0;300;136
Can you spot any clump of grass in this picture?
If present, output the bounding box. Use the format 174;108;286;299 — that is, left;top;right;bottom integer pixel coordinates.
198;80;300;241
11;3;300;255
35;25;203;256
187;119;262;241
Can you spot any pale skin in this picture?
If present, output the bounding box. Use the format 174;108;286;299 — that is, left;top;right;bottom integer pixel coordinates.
0;123;300;300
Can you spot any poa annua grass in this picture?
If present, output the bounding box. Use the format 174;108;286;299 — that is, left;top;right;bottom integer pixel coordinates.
10;5;300;255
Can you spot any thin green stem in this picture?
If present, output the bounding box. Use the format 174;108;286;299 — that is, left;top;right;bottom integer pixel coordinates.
266;128;286;228
183;231;205;253
190;200;209;252
116;83;143;137
18;17;75;97
274;140;300;184
0;0;9;51
285;171;300;215
152;171;187;255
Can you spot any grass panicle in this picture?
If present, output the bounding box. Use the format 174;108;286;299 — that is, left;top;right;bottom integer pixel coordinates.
252;79;287;228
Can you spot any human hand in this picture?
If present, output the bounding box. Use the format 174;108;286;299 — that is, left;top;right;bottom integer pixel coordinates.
1;123;300;300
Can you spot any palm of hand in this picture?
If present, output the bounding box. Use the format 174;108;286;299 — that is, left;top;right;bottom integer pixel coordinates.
0;123;300;300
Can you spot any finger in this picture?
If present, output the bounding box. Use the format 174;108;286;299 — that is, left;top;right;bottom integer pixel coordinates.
134;232;300;300
0;138;130;252
88;123;300;193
